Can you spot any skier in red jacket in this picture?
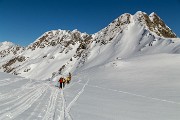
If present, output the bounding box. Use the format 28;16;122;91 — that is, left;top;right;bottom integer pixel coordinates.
59;77;63;89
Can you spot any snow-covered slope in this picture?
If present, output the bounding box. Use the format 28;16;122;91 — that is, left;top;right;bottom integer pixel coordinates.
1;53;180;120
0;11;180;80
69;53;180;120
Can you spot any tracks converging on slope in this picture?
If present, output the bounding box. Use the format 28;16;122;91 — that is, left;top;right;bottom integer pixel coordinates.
0;78;26;86
58;74;89;120
1;72;179;120
0;73;90;120
0;84;48;119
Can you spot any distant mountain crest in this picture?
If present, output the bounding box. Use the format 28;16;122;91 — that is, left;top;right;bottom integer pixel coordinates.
0;11;179;80
93;11;176;46
0;41;24;58
27;29;91;50
0;41;15;51
134;11;176;38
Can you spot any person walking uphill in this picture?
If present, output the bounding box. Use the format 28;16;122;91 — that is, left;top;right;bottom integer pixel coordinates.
63;78;66;88
66;72;72;84
59;77;63;89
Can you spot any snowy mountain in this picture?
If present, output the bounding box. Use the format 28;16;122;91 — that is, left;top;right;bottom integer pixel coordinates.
0;11;180;80
0;29;92;79
0;41;24;73
0;41;24;58
1;11;180;120
0;41;14;50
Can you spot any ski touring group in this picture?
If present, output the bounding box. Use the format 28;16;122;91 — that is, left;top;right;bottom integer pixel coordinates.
58;72;71;89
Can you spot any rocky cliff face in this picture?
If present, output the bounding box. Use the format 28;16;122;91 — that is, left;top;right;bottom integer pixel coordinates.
0;11;179;80
94;11;176;43
135;12;176;38
0;42;24;73
27;29;92;50
0;42;24;58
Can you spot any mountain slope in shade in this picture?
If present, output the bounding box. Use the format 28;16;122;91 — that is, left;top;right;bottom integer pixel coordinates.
0;11;180;80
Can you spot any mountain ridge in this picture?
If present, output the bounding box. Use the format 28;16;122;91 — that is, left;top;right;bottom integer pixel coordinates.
0;11;180;80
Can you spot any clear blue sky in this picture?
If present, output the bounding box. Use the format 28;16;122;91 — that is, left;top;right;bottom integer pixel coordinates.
0;0;180;46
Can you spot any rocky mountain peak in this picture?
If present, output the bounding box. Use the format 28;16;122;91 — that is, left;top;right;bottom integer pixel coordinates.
94;11;177;46
0;41;24;59
93;13;132;45
27;29;91;50
0;41;15;50
133;11;176;38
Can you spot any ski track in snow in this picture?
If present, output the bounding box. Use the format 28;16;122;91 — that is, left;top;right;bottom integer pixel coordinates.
25;86;56;120
57;74;89;120
0;77;58;120
64;79;81;90
59;90;66;120
5;73;178;120
1;72;179;120
65;79;89;119
0;85;42;108
0;79;34;101
78;83;180;105
0;78;11;83
0;78;26;86
0;75;85;120
25;87;49;120
42;88;59;120
0;84;48;119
